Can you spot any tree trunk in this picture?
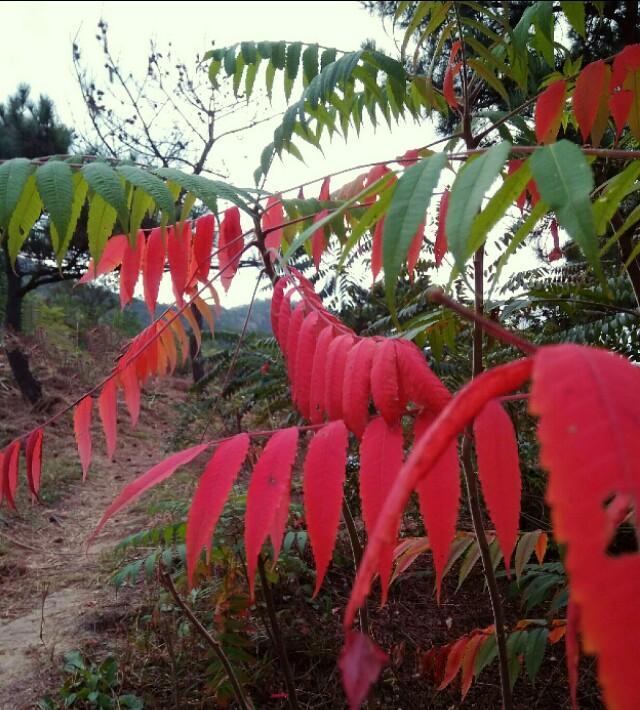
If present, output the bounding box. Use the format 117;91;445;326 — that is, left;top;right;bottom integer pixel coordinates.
3;250;43;404
189;304;205;384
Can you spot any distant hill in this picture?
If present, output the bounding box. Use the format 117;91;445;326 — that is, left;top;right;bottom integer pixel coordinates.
128;296;273;335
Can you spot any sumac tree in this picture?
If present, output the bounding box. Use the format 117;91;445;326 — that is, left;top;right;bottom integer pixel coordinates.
3;2;640;708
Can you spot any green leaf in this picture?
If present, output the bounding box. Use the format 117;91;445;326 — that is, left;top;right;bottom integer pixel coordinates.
240;41;257;65
271;41;286;70
283;173;392;261
493;200;548;287
128;187;153;243
117;165;176;220
514;531;539;581
82;162;128;231
233;54;245;97
302;44;319;85
7;174;42;264
87;193;117;265
530;141;600;277
446;142;511;268
400;2;432;56
469;159;531;255
285;42;302;100
50;172;88;264
35;160;74;241
458;539;482;589
466;58;510;104
593;161;640;236
474;633;498;677
561;0;585;38
0;158;34;230
245;60;259;99
506;630;527;689
338;183;395;268
382;153;446;313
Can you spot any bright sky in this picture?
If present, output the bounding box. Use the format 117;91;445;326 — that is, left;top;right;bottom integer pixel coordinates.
1;2;444;307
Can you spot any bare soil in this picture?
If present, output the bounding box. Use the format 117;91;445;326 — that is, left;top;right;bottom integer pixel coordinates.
0;332;191;709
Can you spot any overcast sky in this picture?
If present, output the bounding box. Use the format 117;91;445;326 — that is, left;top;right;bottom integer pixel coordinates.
0;2;445;307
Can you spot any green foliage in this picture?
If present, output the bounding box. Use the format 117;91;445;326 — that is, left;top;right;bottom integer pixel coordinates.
382;152;446;313
38;652;142;710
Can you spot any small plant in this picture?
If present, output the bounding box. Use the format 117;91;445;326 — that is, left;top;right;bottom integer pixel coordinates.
38;651;142;709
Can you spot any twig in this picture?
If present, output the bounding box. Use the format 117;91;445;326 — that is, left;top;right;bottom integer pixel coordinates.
427;287;537;355
159;565;250;710
257;556;301;710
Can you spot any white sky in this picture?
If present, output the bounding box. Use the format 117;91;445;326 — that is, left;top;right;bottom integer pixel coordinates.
0;2;442;307
1;2;546;309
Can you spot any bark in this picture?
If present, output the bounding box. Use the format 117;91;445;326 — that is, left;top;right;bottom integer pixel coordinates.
3;249;43;403
189;304;205;384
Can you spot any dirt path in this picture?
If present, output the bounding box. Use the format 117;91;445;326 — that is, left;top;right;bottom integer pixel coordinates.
0;374;190;709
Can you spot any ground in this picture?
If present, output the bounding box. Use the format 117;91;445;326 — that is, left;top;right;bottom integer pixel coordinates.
0;328;192;708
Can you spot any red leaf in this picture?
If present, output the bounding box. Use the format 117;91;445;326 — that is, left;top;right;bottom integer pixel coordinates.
78;234;127;284
118;363;140;428
311;209;330;270
443;62;462;109
325;333;356;420
244;428;299;597
406;223;425;280
610;90;634;140
343;338;376;438
360;416;404;600
303;421;349;594
293;311;322;419
395;339;452;414
398;149;420;166
529;344;640;709
346;358;534;629
2;439;21;509
573;60;607;142
270;278;288;342
142;227;166;317
262;195;285;251
460;632;485;699
285;301;307;395
339;631;388;710
319;176;330;201
119;230;144;309
508;161;527;212
435;190;449;267
167;223;190;306
414;412;460;601
74;396;93;481
371;217;384;282
276;289;294;350
566;600;581;710
370;340;404;425
535;80;567;144
218;206;243;291
473;399;521;572
90;443;210;545
438;634;468;689
186;433;250;586
98;378;118;461
194;214;215;282
309;325;335;424
612;43;640;89
25;428;43;501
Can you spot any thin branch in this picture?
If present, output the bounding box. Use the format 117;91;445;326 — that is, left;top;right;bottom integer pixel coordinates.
159;566;250;710
427;287;538;355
